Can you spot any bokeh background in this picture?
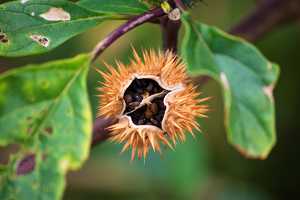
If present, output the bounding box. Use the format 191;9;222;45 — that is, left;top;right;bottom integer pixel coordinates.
0;0;299;199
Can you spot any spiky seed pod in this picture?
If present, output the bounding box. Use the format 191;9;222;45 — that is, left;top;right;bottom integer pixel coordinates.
95;46;210;165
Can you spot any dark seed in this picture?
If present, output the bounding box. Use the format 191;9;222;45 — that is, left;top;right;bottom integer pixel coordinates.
145;122;153;126
128;101;140;111
158;87;163;92
134;94;143;102
136;79;142;87
129;101;140;107
151;119;159;126
153;87;158;93
146;81;154;91
136;88;144;94
138;119;145;125
133;119;138;125
150;103;158;115
124;94;132;103
127;107;134;112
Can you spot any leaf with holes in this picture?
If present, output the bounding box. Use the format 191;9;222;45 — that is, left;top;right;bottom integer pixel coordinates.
181;12;280;159
0;0;118;57
0;54;92;199
77;0;149;15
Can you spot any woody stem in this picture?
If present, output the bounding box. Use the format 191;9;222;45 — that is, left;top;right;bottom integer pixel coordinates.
160;0;182;54
92;7;166;62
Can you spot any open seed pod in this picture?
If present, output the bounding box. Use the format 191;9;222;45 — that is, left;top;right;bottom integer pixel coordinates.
95;47;210;164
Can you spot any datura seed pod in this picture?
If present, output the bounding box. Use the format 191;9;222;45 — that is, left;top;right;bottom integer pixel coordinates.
95;47;210;164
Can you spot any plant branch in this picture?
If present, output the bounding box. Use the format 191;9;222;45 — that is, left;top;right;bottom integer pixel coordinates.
16;8;168;176
91;115;116;148
16;0;300;176
92;7;166;62
160;1;182;54
160;16;181;53
229;0;300;43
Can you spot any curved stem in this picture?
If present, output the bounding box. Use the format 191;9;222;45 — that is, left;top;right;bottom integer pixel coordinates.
91;115;116;148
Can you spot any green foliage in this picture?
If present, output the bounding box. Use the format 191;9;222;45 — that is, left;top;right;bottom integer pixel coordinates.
0;0;281;199
0;54;93;199
181;12;279;158
0;0;116;57
77;0;149;15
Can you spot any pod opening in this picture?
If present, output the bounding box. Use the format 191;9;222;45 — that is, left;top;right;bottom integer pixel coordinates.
122;78;170;129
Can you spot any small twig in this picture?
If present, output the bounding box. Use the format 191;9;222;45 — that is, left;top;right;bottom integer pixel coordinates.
110;16;161;24
92;7;166;62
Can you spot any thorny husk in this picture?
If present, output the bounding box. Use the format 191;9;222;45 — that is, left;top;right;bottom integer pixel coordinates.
95;47;210;164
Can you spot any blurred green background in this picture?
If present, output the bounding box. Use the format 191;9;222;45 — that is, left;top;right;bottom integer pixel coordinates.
0;0;299;199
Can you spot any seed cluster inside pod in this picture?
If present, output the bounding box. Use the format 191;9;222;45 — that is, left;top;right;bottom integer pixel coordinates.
123;78;169;129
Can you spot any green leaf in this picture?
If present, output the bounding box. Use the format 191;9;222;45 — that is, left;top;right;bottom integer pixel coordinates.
77;0;149;15
0;0;117;57
181;13;280;159
0;54;93;199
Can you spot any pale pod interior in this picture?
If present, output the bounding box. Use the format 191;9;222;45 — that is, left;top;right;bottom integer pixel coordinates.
119;75;185;136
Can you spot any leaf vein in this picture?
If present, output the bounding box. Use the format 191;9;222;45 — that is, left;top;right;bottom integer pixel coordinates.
2;15;114;33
